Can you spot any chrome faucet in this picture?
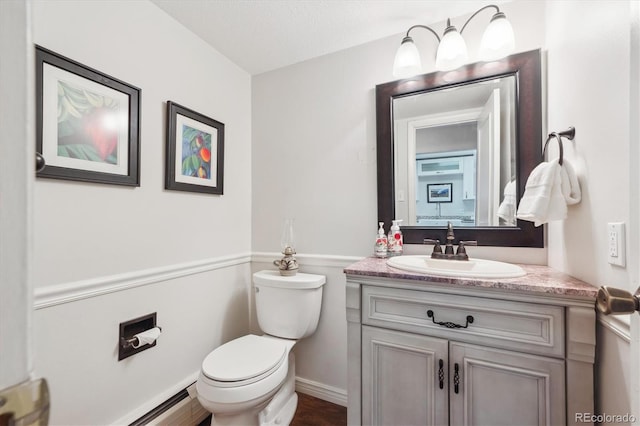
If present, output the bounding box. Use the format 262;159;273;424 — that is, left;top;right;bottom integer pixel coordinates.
423;222;477;261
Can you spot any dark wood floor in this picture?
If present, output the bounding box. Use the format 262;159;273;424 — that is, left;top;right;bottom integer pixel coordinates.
198;392;346;425
291;393;347;426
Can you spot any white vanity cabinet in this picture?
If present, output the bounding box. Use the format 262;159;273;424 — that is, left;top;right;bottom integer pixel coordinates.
362;326;448;425
362;326;565;426
345;264;597;426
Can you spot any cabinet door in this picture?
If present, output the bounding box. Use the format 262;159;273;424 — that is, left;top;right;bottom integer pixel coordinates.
449;342;565;426
362;325;448;426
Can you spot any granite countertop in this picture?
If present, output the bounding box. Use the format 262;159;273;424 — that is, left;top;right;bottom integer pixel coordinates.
344;257;599;299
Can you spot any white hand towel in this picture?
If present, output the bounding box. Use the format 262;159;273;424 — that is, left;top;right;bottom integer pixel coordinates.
559;158;581;205
516;159;565;227
497;180;517;226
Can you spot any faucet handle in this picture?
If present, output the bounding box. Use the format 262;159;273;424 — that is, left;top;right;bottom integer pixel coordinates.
456;240;477;256
423;239;442;254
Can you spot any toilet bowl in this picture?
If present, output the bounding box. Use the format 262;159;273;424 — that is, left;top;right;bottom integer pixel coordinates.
196;270;325;426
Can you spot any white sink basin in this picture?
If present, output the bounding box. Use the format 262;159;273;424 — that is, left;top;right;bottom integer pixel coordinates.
386;256;526;279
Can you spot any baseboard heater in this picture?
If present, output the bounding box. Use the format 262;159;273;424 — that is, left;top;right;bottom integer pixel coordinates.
129;382;209;426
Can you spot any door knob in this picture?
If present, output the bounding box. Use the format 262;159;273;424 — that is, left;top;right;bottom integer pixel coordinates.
35;152;46;172
596;286;640;315
0;378;49;425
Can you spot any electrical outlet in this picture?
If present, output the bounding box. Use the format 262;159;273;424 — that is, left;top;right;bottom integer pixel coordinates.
607;222;626;267
608;228;618;257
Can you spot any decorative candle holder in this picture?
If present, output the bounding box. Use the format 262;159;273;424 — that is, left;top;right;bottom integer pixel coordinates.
273;246;299;276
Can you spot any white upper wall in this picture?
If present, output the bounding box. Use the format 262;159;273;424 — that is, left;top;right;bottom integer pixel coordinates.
252;1;547;262
32;0;252;287
545;0;633;290
252;0;637;283
30;1;253;424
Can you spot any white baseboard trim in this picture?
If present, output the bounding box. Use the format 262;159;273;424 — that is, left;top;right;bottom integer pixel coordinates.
252;252;363;269
113;373;345;426
34;253;252;310
597;313;631;343
295;376;348;407
111;371;200;426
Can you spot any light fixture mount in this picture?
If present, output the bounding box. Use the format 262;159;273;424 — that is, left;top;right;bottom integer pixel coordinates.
443;19;457;35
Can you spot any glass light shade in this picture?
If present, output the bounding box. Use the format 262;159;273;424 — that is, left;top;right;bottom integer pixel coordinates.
280;218;295;251
393;37;422;78
479;14;515;61
435;27;468;71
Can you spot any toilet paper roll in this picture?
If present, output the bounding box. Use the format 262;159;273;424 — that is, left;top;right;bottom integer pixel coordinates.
132;327;162;349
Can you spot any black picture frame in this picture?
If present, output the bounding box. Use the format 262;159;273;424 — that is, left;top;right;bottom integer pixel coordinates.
165;101;225;195
427;183;453;203
35;45;140;186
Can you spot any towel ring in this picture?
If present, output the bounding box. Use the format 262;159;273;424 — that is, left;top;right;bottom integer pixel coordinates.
542;127;575;166
543;133;564;165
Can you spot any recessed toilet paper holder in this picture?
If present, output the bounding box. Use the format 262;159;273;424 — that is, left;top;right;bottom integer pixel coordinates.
120;326;163;349
118;312;162;361
596;286;640;316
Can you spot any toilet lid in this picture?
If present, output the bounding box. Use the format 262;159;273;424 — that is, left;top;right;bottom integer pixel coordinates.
253;270;326;289
201;335;287;382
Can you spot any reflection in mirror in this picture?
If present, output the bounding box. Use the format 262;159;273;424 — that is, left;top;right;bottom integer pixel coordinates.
376;49;543;247
394;76;517;227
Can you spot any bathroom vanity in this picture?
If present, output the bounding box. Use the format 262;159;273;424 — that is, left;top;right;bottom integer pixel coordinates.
344;257;598;426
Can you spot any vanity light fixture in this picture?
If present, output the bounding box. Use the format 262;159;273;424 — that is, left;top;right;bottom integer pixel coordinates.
392;4;515;77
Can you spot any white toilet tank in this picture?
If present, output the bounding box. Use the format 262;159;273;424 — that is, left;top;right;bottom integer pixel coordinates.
253;270;326;339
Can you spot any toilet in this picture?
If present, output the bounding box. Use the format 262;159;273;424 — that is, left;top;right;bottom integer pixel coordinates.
196;270;326;426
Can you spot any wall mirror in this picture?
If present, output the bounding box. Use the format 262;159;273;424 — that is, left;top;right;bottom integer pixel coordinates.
376;49;543;247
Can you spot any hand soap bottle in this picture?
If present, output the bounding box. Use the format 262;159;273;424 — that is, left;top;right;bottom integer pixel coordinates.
387;219;403;256
374;222;388;258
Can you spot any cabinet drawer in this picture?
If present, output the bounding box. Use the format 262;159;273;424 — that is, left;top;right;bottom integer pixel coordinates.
362;285;564;357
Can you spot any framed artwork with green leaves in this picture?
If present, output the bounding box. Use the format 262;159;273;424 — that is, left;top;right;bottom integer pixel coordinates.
165;101;225;195
35;45;140;186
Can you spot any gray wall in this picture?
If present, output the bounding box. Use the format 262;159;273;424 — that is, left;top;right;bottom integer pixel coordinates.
416;122;477;154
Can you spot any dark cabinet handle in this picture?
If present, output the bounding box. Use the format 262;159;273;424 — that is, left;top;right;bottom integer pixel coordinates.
438;359;444;389
427;310;474;329
454;363;460;394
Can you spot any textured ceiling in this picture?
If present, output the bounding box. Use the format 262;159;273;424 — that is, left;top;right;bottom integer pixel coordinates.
151;0;509;75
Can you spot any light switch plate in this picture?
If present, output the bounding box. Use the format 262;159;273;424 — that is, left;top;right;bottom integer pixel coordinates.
607;222;626;267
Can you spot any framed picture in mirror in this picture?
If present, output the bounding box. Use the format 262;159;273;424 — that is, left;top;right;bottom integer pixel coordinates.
427;183;452;203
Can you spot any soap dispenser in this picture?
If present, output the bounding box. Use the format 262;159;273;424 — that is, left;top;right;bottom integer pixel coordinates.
374;222;388;258
387;219;403;256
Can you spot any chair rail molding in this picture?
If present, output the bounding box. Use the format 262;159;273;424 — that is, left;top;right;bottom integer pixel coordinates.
34;252;363;309
34;252;252;309
251;252;363;269
597;312;631;343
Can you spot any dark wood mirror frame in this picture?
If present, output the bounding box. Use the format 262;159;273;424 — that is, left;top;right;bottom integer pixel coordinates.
376;49;543;247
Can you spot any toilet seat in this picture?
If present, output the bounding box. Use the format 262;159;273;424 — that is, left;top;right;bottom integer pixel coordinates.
197;335;295;407
201;335;287;386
